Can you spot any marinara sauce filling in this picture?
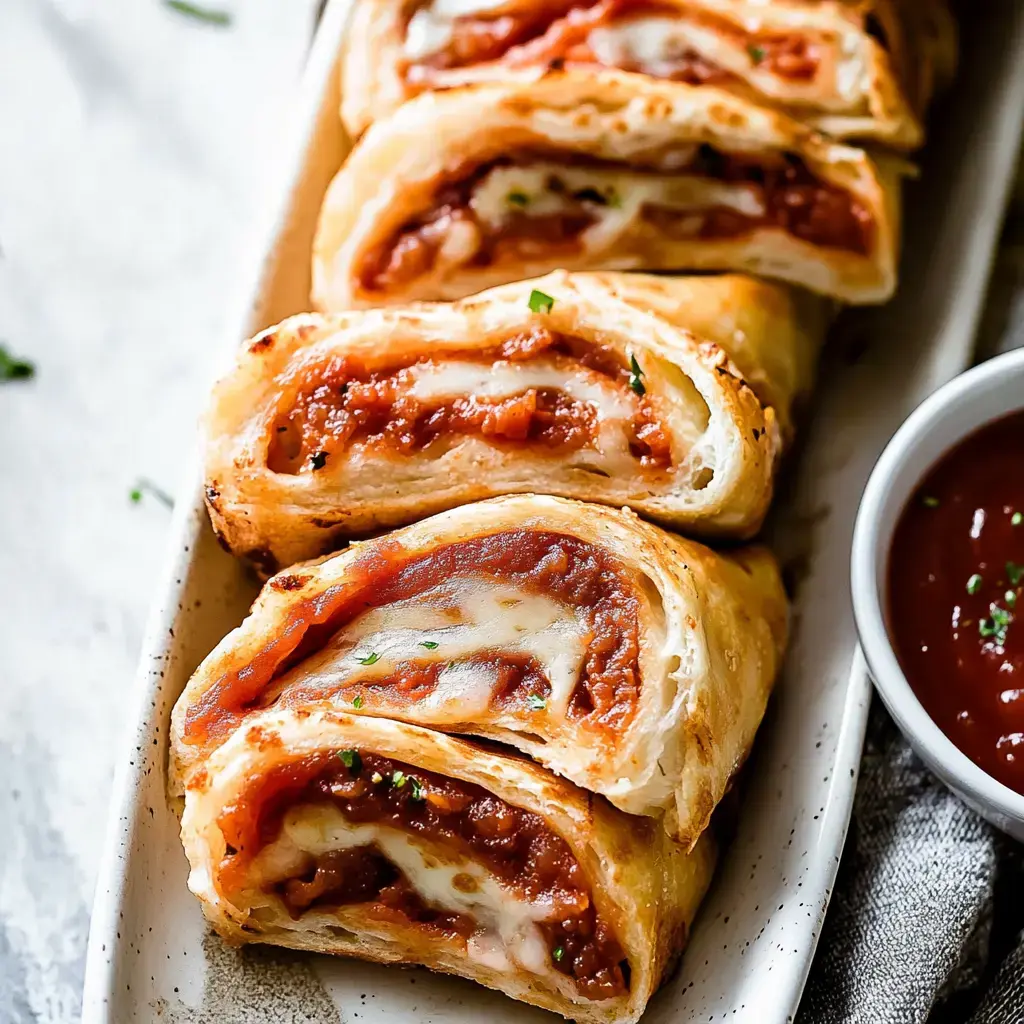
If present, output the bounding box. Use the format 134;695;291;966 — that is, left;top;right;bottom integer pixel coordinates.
360;147;874;292
266;326;671;473
404;0;823;85
217;749;630;999
185;530;642;747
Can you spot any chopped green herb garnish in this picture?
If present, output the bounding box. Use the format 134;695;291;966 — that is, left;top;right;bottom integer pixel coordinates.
410;777;426;801
129;478;174;509
357;651;381;666
1007;590;1018;609
980;602;1013;646
553;946;565;962
921;495;940;508
527;694;547;711
528;289;555;314
392;770;407;788
967;574;983;595
309;450;328;470
420;640;439;650
628;353;646;396
164;0;232;25
338;749;362;774
1013;512;1023;526
352;695;364;710
0;345;35;381
1008;562;1024;586
748;45;766;64
507;191;529;207
371;771;384;784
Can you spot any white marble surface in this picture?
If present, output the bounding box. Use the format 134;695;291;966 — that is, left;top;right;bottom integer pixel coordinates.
0;2;317;1020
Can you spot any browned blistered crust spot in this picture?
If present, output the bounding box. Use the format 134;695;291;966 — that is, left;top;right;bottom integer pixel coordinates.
269;574;313;593
244;724;285;753
249;330;276;353
452;872;479;893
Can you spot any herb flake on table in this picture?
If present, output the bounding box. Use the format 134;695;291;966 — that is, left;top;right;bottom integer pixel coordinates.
921;495;940;508
338;749;362;774
1007;561;1024;586
420;640;439;649
356;651;381;666
748;45;766;64
527;694;547;711
0;345;35;381
164;0;232;26
129;478;174;509
967;574;983;595
410;777;425;801
979;602;1013;646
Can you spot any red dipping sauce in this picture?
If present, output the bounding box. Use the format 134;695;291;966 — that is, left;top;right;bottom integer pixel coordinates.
888;410;1024;793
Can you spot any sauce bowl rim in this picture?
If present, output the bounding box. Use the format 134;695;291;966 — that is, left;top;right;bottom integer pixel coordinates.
851;346;1024;828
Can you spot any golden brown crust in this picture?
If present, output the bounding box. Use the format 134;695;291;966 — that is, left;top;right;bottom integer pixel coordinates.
181;708;717;1024
171;494;788;847
341;0;925;147
314;70;904;308
202;271;808;566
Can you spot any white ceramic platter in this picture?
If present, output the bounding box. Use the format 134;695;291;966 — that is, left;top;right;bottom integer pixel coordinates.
81;4;1024;1022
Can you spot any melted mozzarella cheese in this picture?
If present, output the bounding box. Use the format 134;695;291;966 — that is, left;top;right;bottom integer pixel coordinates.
254;803;559;976
406;358;635;420
470;162;766;253
275;578;589;718
404;0;513;61
587;15;862;105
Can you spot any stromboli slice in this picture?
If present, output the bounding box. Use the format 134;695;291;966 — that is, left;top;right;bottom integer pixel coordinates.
342;0;924;147
203;272;794;567
171;494;788;846
313;70;903;307
181;708;717;1024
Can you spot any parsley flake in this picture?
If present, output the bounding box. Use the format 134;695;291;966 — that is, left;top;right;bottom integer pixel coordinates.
0;345;35;381
129;478;174;509
1007;590;1018;609
921;495;940;508
164;0;232;25
1008;562;1024;586
527;694;547;711
553;946;565;962
507;191;529;207
410;777;426;801
628;353;646;396
748;45;766;64
392;770;407;788
980;602;1013;646
357;651;381;666
352;695;364;710
420;640;439;650
1014;512;1023;526
528;289;554;314
338;749;362;774
967;574;983;595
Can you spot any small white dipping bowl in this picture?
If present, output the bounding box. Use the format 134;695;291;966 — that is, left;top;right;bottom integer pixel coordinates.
852;346;1024;841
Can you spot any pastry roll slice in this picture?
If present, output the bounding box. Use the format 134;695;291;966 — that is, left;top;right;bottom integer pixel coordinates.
181;708;716;1024
342;0;924;148
313;71;903;308
203;272;814;566
171;494;788;847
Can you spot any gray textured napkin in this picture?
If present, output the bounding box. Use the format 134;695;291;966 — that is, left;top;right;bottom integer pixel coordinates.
799;205;1024;1024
